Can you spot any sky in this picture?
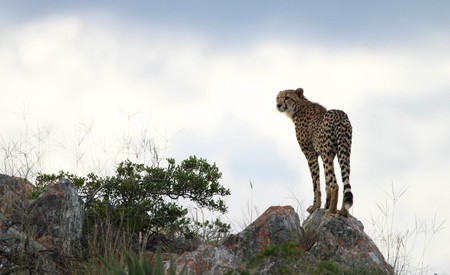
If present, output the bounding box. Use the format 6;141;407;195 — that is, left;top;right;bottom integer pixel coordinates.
1;1;450;273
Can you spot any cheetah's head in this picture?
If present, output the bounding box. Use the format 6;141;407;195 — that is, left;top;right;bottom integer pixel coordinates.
276;88;304;120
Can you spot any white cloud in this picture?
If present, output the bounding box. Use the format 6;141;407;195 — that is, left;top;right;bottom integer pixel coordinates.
1;14;450;272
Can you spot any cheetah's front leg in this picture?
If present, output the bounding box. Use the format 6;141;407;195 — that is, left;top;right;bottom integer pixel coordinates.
305;153;321;214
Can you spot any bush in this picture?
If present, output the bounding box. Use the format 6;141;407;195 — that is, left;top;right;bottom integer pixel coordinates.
35;156;231;246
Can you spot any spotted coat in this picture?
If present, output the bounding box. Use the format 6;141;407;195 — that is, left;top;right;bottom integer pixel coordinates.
276;88;353;217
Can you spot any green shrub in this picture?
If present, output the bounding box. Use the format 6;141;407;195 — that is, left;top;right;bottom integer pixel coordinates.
35;156;231;242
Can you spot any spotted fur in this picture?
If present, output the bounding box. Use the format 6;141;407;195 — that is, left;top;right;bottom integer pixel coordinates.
276;88;353;217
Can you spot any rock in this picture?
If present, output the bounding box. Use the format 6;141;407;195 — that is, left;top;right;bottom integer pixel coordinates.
0;174;34;197
170;235;202;254
1;175;86;274
170;206;303;274
28;178;85;257
0;175;33;225
222;205;303;261
303;209;394;274
170;244;240;274
0;219;57;274
1;175;85;274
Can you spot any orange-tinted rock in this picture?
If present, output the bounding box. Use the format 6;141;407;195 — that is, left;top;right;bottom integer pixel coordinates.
222;205;303;260
170;206;303;274
303;209;394;274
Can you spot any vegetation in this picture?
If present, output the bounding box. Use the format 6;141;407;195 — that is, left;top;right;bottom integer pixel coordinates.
367;184;446;274
31;157;231;267
100;248;181;275
247;241;304;274
34;156;230;239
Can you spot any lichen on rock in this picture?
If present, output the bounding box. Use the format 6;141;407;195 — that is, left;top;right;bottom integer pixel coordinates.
303;209;394;274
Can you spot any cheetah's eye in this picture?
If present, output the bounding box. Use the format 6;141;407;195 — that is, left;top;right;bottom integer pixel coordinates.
285;96;290;100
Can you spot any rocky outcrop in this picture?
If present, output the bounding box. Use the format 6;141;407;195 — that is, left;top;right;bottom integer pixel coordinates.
170;206;394;274
303;209;394;274
171;206;302;274
0;175;33;226
0;174;34;197
28;178;84;257
0;175;84;274
171;244;240;274
222;205;303;261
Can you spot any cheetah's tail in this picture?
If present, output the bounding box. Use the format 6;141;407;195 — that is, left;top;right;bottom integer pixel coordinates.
335;110;353;212
343;186;353;211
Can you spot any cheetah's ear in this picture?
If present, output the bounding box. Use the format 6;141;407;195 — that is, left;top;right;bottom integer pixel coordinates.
296;88;304;97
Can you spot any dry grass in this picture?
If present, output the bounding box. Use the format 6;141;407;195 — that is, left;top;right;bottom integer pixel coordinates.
367;183;446;274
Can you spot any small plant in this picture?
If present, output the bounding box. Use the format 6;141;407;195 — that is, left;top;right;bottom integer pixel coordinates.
247;241;304;274
192;210;231;243
100;248;180;275
315;261;339;274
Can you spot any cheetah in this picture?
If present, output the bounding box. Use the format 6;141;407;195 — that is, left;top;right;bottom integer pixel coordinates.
276;88;353;217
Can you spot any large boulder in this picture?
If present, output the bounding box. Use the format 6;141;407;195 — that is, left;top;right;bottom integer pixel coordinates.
28;178;85;257
302;209;394;274
0;218;57;274
170;206;303;274
0;175;85;274
222;205;303;260
0;174;34;197
170;244;240;274
0;175;33;225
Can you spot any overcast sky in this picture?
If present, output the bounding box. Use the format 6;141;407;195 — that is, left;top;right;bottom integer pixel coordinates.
1;1;450;273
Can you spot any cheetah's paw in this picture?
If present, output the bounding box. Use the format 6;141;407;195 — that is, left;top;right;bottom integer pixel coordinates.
307;204;320;214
